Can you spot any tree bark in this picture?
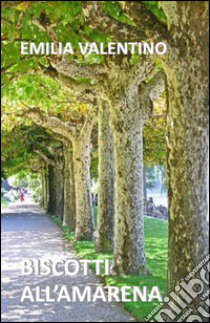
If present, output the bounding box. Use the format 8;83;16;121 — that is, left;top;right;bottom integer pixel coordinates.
101;57;156;275
41;170;45;208
47;164;57;215
42;167;49;209
63;141;76;231
45;167;49;209
47;158;64;219
96;100;115;253
73;137;94;241
110;84;151;275
54;156;64;219
162;2;209;293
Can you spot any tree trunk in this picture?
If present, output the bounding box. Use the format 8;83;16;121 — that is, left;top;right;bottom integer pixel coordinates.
41;170;45;208
47;164;57;215
47;159;64;219
73;138;94;241
45;168;49;209
42;167;49;209
96;101;115;253
63;141;76;231
166;65;209;291
110;96;150;275
54;158;64;219
162;2;209;293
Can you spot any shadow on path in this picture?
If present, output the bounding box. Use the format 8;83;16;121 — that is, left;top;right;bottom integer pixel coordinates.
1;201;135;322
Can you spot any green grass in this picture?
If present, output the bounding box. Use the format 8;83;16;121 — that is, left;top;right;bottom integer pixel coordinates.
51;214;168;322
1;196;10;208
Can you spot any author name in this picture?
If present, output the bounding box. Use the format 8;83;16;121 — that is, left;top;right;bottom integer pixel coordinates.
21;41;168;56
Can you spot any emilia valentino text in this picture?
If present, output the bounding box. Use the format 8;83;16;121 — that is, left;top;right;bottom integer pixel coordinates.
21;41;168;56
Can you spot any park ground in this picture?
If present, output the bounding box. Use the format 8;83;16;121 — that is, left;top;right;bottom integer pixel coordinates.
1;199;168;322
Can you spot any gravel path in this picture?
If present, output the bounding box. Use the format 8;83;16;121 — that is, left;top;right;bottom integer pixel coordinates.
1;201;135;322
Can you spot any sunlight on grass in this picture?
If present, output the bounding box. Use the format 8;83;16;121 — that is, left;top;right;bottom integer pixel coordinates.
145;218;168;279
51;214;168;322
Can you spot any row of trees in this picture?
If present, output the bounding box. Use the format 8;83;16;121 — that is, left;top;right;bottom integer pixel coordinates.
1;1;209;303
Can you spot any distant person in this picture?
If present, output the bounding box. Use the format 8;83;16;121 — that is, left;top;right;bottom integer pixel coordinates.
20;189;25;202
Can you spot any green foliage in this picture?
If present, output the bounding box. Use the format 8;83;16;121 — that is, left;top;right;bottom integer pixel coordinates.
90;149;99;180
143;1;167;24
144;96;167;167
2;74;67;110
1;125;59;178
1;128;35;176
102;2;134;25
1;196;10;208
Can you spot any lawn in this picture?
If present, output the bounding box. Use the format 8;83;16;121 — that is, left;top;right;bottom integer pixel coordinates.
51;215;168;322
1;196;10;208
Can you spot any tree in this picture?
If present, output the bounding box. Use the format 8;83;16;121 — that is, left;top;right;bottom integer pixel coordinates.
160;2;209;294
62;139;76;231
23;107;96;241
81;0;210;288
115;0;209;297
1;124;65;214
96;99;115;253
106;59;165;275
2;66;97;240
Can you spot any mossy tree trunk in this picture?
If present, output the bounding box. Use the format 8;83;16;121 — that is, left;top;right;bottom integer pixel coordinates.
73;135;94;241
44;167;49;209
47;164;57;215
54;155;64;220
42;167;49;209
96;100;115;253
25;106;96;239
41;169;45;208
161;2;209;292
63;140;76;231
47;155;64;219
107;71;152;275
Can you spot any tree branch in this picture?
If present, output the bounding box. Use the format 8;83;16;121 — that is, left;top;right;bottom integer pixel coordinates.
31;16;59;44
147;70;166;101
82;1;146;42
52;58;104;82
138;70;166;121
119;1;171;43
23;107;75;141
29;164;42;173
1;64;16;73
128;57;155;87
39;63;96;94
1;37;30;42
80;104;98;139
35;149;55;166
